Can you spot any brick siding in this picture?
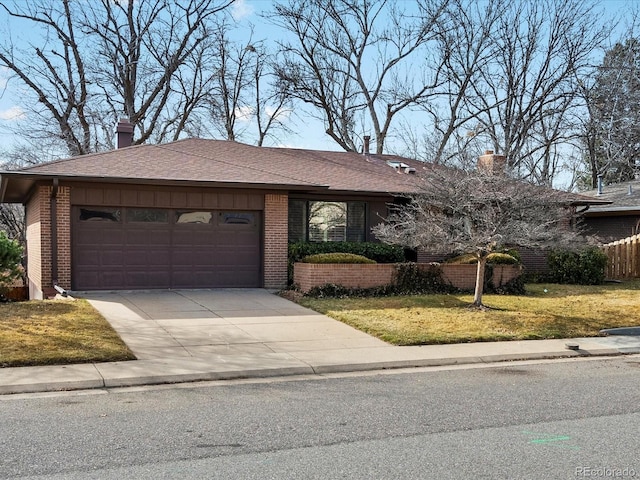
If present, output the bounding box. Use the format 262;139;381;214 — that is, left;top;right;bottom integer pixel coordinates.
294;263;397;292
293;263;522;293
56;186;72;290
264;193;288;289
25;189;43;299
24;184;72;299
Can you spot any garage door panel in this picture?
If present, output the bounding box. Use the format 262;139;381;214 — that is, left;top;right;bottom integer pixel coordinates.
73;207;261;290
100;251;126;267
125;270;171;288
76;230;124;245
125;229;171;245
172;250;218;267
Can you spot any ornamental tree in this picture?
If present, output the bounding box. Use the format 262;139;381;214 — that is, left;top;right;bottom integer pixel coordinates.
373;166;589;308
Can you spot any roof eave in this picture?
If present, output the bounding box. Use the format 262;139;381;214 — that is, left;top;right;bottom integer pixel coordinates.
0;171;333;203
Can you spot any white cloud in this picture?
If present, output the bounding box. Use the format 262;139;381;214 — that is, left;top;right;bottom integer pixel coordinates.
234;105;254;121
0;66;10;89
232;0;254;20
0;106;25;121
266;106;292;121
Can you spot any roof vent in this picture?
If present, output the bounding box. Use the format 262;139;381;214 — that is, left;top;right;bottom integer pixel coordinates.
363;135;371;155
386;161;416;174
597;175;603;195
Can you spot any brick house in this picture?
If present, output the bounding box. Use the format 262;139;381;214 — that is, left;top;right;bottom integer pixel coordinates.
0;125;430;299
0;129;605;299
580;178;640;243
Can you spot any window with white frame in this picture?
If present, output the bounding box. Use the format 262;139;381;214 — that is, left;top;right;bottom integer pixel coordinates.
288;200;366;242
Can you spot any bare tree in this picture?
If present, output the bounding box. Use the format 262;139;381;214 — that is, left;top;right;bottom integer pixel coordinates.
172;20;292;146
468;0;607;184
270;0;448;154
0;0;233;156
414;0;505;166
0;0;93;156
373;166;587;308
579;37;640;188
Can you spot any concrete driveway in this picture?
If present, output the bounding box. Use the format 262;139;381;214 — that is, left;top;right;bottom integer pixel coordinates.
83;289;386;361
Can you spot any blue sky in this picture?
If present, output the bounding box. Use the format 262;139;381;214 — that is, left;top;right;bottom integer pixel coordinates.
0;0;636;156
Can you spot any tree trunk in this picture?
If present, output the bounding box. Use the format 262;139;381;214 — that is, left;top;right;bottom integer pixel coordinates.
472;256;487;307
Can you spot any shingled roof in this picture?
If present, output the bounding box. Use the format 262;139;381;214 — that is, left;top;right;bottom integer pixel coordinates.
579;178;640;214
1;138;429;202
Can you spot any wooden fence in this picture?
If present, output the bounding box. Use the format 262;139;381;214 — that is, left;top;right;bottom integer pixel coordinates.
603;234;640;280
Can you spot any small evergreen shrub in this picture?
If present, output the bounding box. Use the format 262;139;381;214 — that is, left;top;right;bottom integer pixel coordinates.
0;231;23;287
289;241;404;264
484;264;526;295
300;253;376;264
547;248;607;285
305;283;396;298
288;241;404;284
393;262;455;294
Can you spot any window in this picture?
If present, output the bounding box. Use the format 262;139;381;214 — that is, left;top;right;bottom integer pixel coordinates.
176;211;213;224
79;208;120;222
126;208;168;223
289;200;366;242
220;212;255;225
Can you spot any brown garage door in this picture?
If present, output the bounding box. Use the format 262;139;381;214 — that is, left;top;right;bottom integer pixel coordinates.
72;207;261;290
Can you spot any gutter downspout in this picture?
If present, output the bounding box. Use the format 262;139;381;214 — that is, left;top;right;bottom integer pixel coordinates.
50;178;58;290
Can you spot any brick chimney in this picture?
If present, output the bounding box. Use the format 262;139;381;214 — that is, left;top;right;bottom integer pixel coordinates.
477;150;507;174
116;117;134;148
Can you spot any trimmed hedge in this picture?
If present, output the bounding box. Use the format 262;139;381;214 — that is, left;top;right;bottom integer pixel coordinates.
288;241;405;284
289;241;404;264
546;248;607;285
300;253;376;264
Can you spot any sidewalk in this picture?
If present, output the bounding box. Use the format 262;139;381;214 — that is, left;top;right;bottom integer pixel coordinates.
2;289;640;395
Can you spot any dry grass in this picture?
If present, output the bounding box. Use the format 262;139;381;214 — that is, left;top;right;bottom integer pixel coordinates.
0;299;136;367
297;281;640;345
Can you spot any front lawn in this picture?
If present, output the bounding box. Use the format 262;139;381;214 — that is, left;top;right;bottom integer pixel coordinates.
296;281;640;345
0;299;136;367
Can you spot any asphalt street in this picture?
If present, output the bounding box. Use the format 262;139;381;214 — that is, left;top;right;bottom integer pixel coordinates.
1;356;639;479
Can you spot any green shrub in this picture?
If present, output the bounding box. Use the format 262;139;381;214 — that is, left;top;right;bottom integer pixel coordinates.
305;283;397;298
288;241;405;284
289;241;404;264
484;264;526;294
547;247;607;285
300;253;376;264
393;262;455;294
0;231;23;287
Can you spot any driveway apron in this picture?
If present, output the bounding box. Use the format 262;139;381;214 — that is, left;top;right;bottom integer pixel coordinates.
82;289;386;361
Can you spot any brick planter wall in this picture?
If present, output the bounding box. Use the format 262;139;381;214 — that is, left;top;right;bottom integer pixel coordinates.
293;263;523;293
439;264;523;290
294;263;397;293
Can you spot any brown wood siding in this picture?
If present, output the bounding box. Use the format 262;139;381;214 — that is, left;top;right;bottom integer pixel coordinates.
70;183;265;210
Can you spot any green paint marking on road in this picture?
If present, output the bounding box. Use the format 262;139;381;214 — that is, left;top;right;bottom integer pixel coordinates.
521;431;581;450
530;436;572;444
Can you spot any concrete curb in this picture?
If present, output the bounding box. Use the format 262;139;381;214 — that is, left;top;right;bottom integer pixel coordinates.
0;347;635;396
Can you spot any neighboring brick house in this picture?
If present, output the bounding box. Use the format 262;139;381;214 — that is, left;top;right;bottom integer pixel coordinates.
0;128;606;299
580;178;640;243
